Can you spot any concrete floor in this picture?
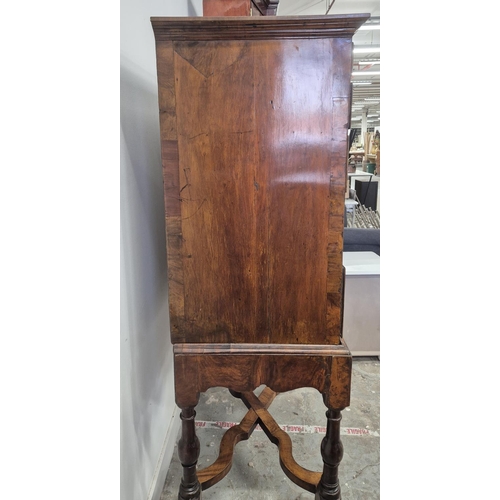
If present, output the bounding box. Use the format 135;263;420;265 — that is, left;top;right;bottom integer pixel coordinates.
161;357;380;500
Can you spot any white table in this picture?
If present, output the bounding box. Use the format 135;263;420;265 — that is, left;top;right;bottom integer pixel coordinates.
342;251;380;356
348;169;375;190
348;169;374;179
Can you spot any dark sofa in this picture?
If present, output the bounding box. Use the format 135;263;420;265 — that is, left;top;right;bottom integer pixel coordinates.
343;228;380;256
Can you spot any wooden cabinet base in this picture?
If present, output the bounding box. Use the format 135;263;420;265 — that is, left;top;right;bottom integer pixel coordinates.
175;342;351;498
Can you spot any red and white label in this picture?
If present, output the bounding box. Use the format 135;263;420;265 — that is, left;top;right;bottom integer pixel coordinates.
194;420;379;437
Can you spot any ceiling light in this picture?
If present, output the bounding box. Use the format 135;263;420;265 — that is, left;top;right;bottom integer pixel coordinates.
364;98;380;101
357;60;380;65
351;116;362;120
353;47;380;54
352;82;372;85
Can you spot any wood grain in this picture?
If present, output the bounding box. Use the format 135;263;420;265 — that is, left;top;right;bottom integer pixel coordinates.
255;38;334;344
203;0;250;16
153;30;357;344
174;350;351;409
174;40;261;343
155;41;185;340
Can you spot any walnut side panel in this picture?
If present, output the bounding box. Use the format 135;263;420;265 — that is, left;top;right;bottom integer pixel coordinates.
326;38;353;343
155;41;185;342
173;40;264;343
255;38;334;344
152;20;366;346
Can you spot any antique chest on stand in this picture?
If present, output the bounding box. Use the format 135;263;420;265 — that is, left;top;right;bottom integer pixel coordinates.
151;13;369;499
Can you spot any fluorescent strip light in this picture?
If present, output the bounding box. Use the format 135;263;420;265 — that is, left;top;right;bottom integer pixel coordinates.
352;82;372;85
353;47;381;54
364;98;380;101
357;60;380;65
352;71;380;76
358;25;381;30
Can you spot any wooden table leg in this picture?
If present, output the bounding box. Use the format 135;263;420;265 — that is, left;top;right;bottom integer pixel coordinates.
315;409;344;500
178;407;201;500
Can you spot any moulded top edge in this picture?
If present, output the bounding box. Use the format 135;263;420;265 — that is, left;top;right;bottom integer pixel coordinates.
151;14;371;41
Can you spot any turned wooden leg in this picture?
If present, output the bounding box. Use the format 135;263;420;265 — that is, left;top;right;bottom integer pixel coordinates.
178;407;201;500
315;409;344;500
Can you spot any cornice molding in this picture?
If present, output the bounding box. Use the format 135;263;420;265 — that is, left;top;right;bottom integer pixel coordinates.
151;14;370;42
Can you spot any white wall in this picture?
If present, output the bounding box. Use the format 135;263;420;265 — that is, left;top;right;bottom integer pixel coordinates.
120;2;202;500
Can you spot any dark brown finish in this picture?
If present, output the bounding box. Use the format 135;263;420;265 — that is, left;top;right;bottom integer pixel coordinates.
176;374;348;496
173;342;352;409
316;410;344;500
151;15;370;41
178;408;201;500
151;14;368;499
171;346;352;498
152;17;363;345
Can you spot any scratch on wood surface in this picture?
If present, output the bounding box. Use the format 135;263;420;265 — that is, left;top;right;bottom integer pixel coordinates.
181;199;207;220
188;132;209;140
